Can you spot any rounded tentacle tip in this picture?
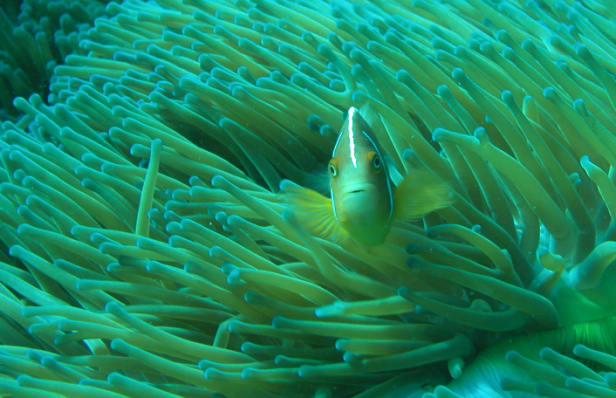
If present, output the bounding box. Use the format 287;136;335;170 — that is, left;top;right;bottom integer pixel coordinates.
279;179;294;192
501;90;514;104
227;320;244;333
343;351;360;365
109;338;127;352
208;246;225;259
572;344;588;356
451;67;466;82
316;42;333;58
315;302;344;318
448;357;464;379
397;286;412;297
542;86;557;99
203;368;222;380
221;263;239;278
494;29;508;40
432;127;446;142
521;39;536;53
473;127;489;143
105;301;121;314
395;69;411;81
351;89;368;102
16;374;34;385
405;243;421;254
271;315;287;329
244;291;261;304
436;84;451;97
433;386;463;398
298;364;319;379
14;224;30;236
281;208;296;223
539;347;555;360
226;214;242;227
241;367;260;380
210;175;226;187
406;257;421;270
575;43;589;57
573;98;587;113
214;211;227;224
505;350;522;364
501;46;514;59
145;260;161;273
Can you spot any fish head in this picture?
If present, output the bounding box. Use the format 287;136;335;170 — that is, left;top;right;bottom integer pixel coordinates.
329;107;393;246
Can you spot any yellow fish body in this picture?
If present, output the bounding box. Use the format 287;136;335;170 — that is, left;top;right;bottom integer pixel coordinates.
283;106;453;246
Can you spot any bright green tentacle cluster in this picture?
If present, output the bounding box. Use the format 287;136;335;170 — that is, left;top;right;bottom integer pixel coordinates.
434;315;616;397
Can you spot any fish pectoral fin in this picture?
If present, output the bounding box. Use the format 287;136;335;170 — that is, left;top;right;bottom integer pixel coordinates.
392;169;455;222
281;180;348;242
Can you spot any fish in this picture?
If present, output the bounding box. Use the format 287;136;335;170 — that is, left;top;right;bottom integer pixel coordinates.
282;105;454;247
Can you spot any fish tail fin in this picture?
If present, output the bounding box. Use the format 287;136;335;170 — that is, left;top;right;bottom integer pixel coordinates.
392;170;455;222
280;180;348;243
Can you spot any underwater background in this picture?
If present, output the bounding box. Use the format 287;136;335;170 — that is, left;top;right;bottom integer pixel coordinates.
1;0;616;397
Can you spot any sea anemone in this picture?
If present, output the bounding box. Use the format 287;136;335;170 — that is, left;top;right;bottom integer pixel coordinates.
0;0;114;119
1;0;616;397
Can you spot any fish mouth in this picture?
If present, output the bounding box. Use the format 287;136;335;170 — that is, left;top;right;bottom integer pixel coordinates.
340;183;377;196
338;184;379;202
336;183;385;226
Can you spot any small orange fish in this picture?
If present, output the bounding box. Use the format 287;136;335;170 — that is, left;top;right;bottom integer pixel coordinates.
282;106;453;246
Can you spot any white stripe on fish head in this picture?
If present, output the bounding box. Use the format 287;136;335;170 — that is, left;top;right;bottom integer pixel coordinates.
348;107;358;168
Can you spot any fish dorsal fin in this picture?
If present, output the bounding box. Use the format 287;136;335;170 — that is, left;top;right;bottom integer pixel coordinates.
281;180;349;243
393;169;455;222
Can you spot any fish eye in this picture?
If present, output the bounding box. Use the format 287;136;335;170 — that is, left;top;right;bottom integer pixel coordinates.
372;155;381;170
329;164;337;177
